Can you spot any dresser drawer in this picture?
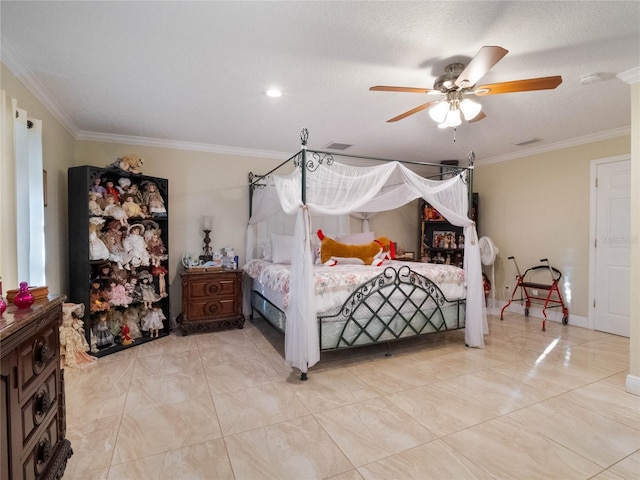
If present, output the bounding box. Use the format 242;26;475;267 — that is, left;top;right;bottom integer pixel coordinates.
20;412;61;480
20;369;59;450
17;322;57;403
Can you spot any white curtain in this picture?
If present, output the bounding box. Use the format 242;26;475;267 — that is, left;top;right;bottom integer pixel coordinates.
247;159;488;373
0;91;46;288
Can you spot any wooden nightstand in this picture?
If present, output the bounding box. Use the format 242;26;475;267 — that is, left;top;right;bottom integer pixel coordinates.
179;269;244;335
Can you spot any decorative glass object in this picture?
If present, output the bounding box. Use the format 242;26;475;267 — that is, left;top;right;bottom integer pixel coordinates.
0;294;6;316
13;282;35;309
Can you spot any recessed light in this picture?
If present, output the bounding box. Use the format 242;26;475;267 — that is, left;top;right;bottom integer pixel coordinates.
266;88;282;98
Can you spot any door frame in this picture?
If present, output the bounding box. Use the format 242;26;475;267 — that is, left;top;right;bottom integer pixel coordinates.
588;154;631;331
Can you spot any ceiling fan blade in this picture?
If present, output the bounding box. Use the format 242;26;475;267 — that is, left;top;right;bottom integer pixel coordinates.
370;85;440;94
474;75;562;95
468;111;486;123
387;101;440;122
455;46;509;88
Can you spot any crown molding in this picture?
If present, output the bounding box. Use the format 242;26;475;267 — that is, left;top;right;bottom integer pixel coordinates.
75;130;290;160
476;126;631;167
1;37;79;137
617;67;640;84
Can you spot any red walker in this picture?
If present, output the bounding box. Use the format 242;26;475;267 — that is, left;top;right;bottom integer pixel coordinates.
500;257;569;331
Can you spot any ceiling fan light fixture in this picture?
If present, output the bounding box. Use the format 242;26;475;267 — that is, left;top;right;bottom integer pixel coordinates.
459;98;482;120
444;108;462;127
428;101;449;123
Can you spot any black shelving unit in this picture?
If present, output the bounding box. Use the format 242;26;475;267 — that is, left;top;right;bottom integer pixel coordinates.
419;193;478;267
68;165;170;357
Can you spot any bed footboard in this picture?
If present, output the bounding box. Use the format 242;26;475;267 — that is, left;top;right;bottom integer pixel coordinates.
318;265;465;350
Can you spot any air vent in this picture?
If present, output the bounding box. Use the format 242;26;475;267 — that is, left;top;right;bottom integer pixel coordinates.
324;142;352;151
512;137;540;146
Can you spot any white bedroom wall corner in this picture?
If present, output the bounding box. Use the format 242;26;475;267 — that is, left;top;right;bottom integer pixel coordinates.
618;67;639;395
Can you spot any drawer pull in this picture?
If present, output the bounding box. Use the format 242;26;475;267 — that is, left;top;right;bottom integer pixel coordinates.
36;436;52;471
34;387;51;423
32;337;52;374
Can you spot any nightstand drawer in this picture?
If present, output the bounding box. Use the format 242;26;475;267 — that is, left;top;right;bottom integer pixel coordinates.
189;297;239;320
187;275;238;299
180;269;244;334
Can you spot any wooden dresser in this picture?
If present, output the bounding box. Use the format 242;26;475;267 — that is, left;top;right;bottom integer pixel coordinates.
179;269;244;335
1;296;72;480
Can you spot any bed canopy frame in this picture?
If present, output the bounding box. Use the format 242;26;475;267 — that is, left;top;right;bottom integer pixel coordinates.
246;129;487;377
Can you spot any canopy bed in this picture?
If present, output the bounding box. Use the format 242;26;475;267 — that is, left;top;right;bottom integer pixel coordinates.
244;129;487;380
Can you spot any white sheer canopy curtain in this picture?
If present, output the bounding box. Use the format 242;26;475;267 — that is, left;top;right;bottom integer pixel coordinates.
246;159;487;374
0;91;46;289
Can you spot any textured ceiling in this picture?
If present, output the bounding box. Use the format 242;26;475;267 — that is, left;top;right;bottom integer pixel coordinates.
1;1;639;165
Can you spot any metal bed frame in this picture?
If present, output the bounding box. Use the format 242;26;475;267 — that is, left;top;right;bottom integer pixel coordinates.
247;129;474;379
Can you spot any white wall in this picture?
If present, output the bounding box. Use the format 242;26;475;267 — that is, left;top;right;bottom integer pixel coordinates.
473;135;631;320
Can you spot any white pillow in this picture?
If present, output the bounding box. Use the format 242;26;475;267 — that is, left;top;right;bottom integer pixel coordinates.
271;233;295;264
261;241;272;261
337;231;376;245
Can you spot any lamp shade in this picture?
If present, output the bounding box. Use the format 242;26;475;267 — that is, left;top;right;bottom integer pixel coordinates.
459;98;482;120
202;216;214;231
444;108;462;127
428;101;449;123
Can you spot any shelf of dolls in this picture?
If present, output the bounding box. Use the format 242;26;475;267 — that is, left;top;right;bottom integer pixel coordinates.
68;164;171;357
418;195;477;267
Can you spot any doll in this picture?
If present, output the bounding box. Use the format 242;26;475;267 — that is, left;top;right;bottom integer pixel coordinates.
120;321;133;345
122;195;143;218
104;180;120;204
107;309;123;339
94;312;114;349
138;271;161;309
142;182;167;217
106;281;133;307
60;303;96;368
139;205;150;218
90;280;110;313
117;177;131;196
89;217;110;261
152;265;168;297
90;177;106;197
103;222;131;269
126;182;144;205
125;276;144;304
122;306;142;339
88;191;104;216
123;224;150;267
141;307;165;338
146;230;168;267
103;195;128;227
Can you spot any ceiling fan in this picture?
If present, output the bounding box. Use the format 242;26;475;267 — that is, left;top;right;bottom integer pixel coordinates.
370;46;562;128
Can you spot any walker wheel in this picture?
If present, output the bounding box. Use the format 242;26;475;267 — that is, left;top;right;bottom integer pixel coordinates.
562;314;569;325
524;307;529;317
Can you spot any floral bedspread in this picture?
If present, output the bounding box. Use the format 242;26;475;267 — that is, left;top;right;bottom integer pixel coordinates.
243;259;465;311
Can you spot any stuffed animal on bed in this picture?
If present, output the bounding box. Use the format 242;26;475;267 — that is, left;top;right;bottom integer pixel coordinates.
317;229;395;266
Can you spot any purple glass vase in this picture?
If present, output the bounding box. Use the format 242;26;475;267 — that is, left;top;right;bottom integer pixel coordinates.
13;282;35;309
0;295;6;316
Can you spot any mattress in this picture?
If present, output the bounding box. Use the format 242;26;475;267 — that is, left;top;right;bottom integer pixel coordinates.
243;259;466;315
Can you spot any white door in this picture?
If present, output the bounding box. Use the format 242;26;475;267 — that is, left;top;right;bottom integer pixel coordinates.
594;159;630;336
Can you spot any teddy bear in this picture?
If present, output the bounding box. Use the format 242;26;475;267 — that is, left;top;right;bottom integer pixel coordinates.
317;229;395;266
106;153;144;174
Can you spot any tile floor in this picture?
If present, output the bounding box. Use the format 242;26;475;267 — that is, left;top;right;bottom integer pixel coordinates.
62;312;640;479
